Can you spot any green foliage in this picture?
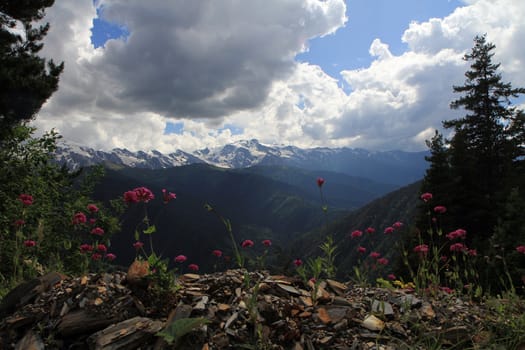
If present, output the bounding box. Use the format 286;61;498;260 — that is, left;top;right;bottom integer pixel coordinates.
0;126;120;289
156;317;209;345
419;35;525;293
0;0;63;141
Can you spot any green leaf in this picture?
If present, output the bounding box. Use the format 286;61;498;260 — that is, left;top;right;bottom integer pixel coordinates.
134;230;140;241
143;225;156;235
156;317;209;345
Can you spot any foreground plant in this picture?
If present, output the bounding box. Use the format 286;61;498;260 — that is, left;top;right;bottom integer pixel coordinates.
123;186;181;290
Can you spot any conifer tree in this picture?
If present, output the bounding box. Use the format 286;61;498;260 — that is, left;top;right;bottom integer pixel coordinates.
0;0;63;142
440;35;525;249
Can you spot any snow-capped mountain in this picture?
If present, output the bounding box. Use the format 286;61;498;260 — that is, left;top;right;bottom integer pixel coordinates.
55;139;428;185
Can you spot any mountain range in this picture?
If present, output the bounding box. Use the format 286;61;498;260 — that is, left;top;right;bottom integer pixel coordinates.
58;139;430;272
56;139;428;186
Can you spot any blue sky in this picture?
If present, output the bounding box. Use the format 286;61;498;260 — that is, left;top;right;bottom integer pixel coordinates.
36;0;525;153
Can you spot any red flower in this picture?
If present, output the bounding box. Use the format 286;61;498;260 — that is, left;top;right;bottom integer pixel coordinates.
262;239;272;247
446;229;467;240
134;187;154;202
384;227;394;234
87;204;99;213
316;177;325;188
105;253;116;261
377;257;389;265
97;244;107;252
212;249;223;257
174;255;187;263
162;189;176;204
13;219;25;227
19;194;33;206
414;244;429;255
89;218;97;225
90;227;104;236
124;190;138;203
440;286;454;294
366;227;375;234
133;241;144;250
241;239;254;248
420;192;433;202
387;273;396;281
392;221;403;229
434;206;447;214
450;243;467;252
350;230;363;239
467;249;477;257
293;258;303;267
91;253;102;261
80;244;93;253
516;245;525;254
370;251;381;259
72;212;87;225
24;240;36;247
188;264;199;272
357;246;366;254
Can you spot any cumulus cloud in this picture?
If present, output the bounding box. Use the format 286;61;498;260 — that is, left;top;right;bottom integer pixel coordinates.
34;0;524;152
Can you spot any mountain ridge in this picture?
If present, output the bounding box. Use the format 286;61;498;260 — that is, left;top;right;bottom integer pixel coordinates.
56;139;428;186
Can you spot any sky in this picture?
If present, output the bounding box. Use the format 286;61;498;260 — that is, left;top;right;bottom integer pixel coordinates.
33;0;525;153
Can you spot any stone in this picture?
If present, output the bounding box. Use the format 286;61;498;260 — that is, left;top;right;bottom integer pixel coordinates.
361;314;385;331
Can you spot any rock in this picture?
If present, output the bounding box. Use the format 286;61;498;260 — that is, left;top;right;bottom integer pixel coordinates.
361;314;385;331
371;300;394;317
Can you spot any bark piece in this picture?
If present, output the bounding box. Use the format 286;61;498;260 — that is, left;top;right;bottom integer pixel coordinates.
88;316;163;350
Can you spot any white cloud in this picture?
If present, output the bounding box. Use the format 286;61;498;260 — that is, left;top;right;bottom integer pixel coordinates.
34;0;524;152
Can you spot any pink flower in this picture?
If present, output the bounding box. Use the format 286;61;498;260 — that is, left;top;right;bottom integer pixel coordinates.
80;244;93;253
392;221;403;229
97;244;107;252
440;255;448;262
516;245;525;254
162;189;176;204
72;212;87;225
13;219;25;227
316;177;325;188
440;286;454;294
293;258;303;267
387;274;396;281
377;258;389;265
89;218;97;225
434;206;447;214
134;187;154;202
384;227;394;234
212;249;223;258
420;192;433;202
366;227;375;234
105;253;116;261
87;204;99;213
241;239;254;248
370;251;381;259
446;229;467;240
414;244;429;255
188;264;199;272
24;240;36;247
450;243;467;252
174;255;187;263
262;239;272;247
133;241;144;250
357;246;366;254
19;194;33;206
91;253;102;261
350;230;363;239
124;190;138;203
90;227;104;236
467;249;477;257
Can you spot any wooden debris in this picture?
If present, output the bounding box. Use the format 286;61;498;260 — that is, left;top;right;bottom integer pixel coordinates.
0;268;520;349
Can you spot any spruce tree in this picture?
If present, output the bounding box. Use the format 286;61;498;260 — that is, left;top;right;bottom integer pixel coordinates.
441;35;525;249
0;0;63;142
